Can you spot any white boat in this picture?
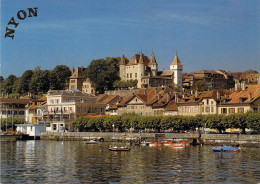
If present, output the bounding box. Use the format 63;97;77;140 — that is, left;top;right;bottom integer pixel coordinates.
85;140;98;144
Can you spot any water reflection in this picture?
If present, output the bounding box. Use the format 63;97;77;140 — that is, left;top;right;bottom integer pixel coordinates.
1;141;260;183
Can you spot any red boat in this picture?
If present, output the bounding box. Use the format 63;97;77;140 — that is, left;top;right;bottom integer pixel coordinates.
149;142;162;146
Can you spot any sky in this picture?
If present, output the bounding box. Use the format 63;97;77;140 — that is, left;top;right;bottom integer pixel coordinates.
1;0;260;79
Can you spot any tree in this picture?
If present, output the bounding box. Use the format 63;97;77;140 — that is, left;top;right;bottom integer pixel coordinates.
86;58;120;94
192;80;209;91
19;70;33;95
2;74;17;94
0;76;5;94
50;65;71;90
29;67;50;95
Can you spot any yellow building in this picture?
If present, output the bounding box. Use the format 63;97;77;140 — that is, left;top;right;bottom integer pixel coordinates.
218;84;260;114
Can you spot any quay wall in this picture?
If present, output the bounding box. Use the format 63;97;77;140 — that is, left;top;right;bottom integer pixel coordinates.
40;132;260;147
0;134;24;141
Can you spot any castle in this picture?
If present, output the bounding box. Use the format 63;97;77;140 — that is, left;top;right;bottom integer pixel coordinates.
69;52;183;93
119;52;183;89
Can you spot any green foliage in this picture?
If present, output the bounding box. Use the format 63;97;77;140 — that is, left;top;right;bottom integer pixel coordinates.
19;70;33;95
50;65;71;90
71;112;260;133
29;67;50;95
192;80;209;91
0;117;25;131
86;57;120;94
2;74;17;94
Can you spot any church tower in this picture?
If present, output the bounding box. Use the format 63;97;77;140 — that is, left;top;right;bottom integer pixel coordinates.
119;54;126;81
69;67;84;91
148;52;158;76
170;52;183;88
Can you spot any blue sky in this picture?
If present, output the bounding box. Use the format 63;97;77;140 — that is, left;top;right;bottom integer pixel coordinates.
1;0;260;78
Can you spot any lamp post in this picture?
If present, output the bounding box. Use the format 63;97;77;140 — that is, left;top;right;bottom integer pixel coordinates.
112;124;115;134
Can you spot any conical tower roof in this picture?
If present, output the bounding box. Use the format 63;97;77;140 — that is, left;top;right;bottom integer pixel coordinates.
149;52;157;65
139;52;144;64
171;53;182;66
120;54;126;65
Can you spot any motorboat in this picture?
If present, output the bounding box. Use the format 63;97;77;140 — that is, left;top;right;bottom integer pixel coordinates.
177;141;190;146
212;146;240;152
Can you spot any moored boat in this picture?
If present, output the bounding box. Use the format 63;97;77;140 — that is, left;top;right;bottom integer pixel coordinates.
177;141;190;146
149;142;162;147
109;146;130;151
84;140;98;144
212;146;240;153
168;143;185;148
160;141;173;146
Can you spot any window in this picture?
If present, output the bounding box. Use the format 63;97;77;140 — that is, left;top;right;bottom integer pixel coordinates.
229;108;235;114
211;101;214;105
222;108;227;114
238;108;244;113
135;73;137;78
130;73;132;78
211;107;214;112
127;73;129;78
207;99;209;105
202;107;204;113
206;107;210;112
71;80;75;83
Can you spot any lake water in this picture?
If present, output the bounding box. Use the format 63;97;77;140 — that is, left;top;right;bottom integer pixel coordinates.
1;140;260;183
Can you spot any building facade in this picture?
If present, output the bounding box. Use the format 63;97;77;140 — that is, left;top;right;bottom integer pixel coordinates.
120;52;183;89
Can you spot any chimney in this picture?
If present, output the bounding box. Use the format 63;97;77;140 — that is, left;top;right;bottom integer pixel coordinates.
157;94;161;100
195;91;198;98
217;91;220;99
248;93;252;102
235;81;240;91
241;81;245;91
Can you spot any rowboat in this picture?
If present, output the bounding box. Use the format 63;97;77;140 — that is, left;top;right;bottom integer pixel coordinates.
212;146;240;153
109;146;130;151
84;140;98;144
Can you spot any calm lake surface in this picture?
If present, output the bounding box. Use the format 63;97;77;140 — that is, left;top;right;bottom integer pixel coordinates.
1;140;260;183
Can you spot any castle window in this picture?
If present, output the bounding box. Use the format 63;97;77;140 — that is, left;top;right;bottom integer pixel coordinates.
71;80;75;83
127;73;129;78
135;73;137;78
130;73;132;78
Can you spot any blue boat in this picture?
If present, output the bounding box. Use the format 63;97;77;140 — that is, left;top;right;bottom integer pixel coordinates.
212;146;240;152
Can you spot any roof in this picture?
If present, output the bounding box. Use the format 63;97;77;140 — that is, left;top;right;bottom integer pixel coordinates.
120;54;126;65
117;87;176;108
171;53;182;66
160;70;174;76
149;52;157;65
127;54;150;66
224;84;260;104
178;89;232;104
0;98;31;104
164;100;178;111
70;67;84;79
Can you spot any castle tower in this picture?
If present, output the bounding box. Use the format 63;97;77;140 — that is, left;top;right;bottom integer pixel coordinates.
137;52;145;88
148;52;158;76
69;67;84;91
170;53;183;88
119;54;126;80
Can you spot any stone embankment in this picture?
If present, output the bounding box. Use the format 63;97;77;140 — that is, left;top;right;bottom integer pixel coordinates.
40;132;260;147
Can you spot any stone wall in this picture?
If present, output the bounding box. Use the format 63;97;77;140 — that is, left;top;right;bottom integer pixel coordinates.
40;132;260;147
